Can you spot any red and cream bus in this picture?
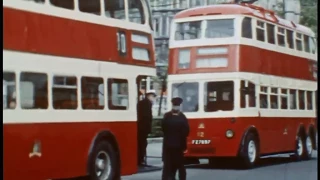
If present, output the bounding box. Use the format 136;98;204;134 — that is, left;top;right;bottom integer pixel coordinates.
167;3;317;168
3;0;155;179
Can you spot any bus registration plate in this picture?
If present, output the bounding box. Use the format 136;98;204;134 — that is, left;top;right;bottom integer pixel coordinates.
192;140;211;145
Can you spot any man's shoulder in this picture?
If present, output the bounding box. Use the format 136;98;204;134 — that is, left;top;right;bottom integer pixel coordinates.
164;112;172;117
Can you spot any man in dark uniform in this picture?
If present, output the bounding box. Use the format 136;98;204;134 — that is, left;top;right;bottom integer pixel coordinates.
162;97;190;180
137;90;156;166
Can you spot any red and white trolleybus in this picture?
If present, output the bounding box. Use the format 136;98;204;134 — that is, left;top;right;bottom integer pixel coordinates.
3;0;155;179
167;3;317;168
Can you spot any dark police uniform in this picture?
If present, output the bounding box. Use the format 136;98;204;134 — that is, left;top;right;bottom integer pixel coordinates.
162;97;190;180
137;95;153;165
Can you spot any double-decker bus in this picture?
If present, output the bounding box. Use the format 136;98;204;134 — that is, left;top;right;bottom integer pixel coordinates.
167;3;317;168
3;0;155;179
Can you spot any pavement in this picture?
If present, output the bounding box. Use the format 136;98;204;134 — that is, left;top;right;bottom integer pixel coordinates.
122;141;318;180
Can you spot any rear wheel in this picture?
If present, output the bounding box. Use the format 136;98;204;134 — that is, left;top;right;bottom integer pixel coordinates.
239;133;259;169
88;141;118;180
304;134;313;160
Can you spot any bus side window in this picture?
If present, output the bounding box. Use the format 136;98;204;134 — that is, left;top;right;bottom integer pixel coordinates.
3;72;16;110
303;35;310;53
81;76;104;110
266;24;275;44
78;0;101;15
104;0;126;20
280;89;288;109
107;78;129;110
298;90;305;110
240;80;255;108
52;76;78;109
295;33;303;51
309;37;317;54
306;91;313;110
289;89;297;109
259;86;268;109
286;29;294;49
270;88;278;109
50;0;74;10
20;72;48;109
277;27;285;47
256;20;265;42
241;17;252;39
128;0;145;24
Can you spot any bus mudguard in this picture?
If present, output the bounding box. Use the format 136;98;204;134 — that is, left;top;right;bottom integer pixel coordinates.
238;126;260;156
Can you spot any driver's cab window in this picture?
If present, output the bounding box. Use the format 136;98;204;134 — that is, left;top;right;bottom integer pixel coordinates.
172;82;199;112
204;81;234;112
107;78;129;110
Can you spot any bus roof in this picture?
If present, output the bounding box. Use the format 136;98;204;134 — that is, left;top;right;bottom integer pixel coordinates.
174;3;314;36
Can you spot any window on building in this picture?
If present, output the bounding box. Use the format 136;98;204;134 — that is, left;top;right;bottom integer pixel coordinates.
104;0;125;20
286;29;294;49
128;0;145;24
206;19;234;38
256;21;265;42
78;0;101;15
280;89;288;109
242;17;252;39
270;87;278;109
306;91;313;110
277;27;285;47
240;80;256;108
298;90;305;110
20;72;48;109
189;0;204;7
166;16;174;36
81;77;104;110
50;0;74;10
3;72;16;110
303;35;310;53
175;21;202;40
172;82;199;112
52;76;78;109
267;24;275;44
153;16;162;37
205;81;234;112
259;86;268;109
289;89;297;109
295;33;303;51
107;78;129;110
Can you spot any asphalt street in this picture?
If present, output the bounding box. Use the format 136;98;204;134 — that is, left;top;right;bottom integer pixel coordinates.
122;143;318;180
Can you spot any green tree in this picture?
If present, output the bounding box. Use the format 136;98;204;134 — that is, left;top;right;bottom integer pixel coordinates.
300;0;317;37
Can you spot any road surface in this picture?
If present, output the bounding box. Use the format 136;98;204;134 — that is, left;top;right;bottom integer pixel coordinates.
122;142;317;180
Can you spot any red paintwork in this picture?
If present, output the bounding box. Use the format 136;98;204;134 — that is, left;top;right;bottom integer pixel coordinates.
168;45;317;81
3;7;155;68
184;117;316;157
3;122;137;180
174;4;312;35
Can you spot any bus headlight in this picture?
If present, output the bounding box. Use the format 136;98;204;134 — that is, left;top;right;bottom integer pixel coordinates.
226;130;234;138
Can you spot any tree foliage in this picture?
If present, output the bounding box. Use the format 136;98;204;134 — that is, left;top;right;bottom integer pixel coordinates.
300;0;317;37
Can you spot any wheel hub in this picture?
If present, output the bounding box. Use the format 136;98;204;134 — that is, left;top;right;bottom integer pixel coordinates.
248;140;256;163
297;137;303;156
95;151;111;180
306;136;313;155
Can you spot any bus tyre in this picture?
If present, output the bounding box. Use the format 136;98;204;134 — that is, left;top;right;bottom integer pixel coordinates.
291;134;305;161
88;141;118;180
303;134;313;160
240;133;259;169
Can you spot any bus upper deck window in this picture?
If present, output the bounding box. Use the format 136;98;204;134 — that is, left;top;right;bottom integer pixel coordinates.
256;21;265;42
286;29;294;49
309;37;317;54
104;0;126;20
242;17;252;39
267;24;275;44
50;0;74;10
175;21;202;40
128;0;145;24
303;35;310;53
206;19;234;38
79;0;101;15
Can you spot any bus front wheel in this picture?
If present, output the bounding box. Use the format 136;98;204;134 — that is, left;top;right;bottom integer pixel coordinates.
239;133;259;169
88;141;118;180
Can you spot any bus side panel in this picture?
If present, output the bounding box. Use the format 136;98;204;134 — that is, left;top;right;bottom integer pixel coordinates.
3;121;137;180
184;117;315;158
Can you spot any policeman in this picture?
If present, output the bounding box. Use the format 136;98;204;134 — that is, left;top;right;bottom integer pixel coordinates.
162;97;190;180
137;90;156;166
